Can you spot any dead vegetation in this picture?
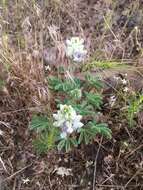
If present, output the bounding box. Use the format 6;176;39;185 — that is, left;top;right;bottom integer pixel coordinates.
0;0;143;189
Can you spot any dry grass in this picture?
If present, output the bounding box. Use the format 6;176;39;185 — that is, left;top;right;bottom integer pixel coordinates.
0;0;143;189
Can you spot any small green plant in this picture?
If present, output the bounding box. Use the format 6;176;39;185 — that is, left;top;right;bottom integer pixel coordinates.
82;60;129;71
127;94;143;127
0;79;5;90
29;74;111;153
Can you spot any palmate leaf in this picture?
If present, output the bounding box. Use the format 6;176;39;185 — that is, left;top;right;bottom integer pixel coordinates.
48;77;63;91
78;124;98;145
89;123;112;139
71;102;95;116
46;127;59;150
29;115;49;132
48;76;81;93
61;79;81;93
58;137;78;152
33;127;59;154
78;128;93;145
33;136;49;154
68;88;82;100
85;74;103;89
85;92;102;108
78;123;112;145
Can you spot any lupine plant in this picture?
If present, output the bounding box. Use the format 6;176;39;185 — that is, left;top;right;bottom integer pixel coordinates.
29;73;111;153
65;37;87;62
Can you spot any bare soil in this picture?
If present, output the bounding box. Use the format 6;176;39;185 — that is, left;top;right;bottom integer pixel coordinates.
0;0;143;189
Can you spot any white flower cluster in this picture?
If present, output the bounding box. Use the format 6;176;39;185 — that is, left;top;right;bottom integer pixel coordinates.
53;105;83;138
65;37;87;62
109;95;116;107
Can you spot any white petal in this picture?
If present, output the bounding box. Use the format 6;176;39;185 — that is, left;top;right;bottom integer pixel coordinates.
66;39;72;46
71;37;79;44
81;49;87;55
60;132;67;139
76;115;82;121
0;130;4;136
80;38;84;44
73;121;84;129
73;55;83;62
66;47;74;57
77;122;84;128
53;113;59;120
60;104;65;110
67;127;74;133
53;121;60;127
76;44;84;51
53;118;65;127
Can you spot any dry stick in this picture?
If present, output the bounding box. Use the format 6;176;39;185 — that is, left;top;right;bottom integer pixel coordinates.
100;174;115;185
103;15;119;41
0;157;8;174
124;144;143;159
0;105;47;115
92;137;103;190
97;184;143;188
124;168;142;189
3;163;32;182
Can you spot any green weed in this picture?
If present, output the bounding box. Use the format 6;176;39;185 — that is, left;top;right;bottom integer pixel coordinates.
29;73;111;153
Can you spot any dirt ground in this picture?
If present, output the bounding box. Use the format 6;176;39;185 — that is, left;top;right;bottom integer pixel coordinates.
0;0;143;189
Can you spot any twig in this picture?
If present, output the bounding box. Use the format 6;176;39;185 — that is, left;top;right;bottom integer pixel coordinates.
0;105;46;115
103;15;119;41
92;137;103;190
3;163;32;182
124;144;143;159
124;169;142;188
97;184;143;188
0;157;8;174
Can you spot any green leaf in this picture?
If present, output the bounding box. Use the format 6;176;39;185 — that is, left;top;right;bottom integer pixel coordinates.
33;134;49;154
85;92;102;108
48;77;63;91
65;139;71;152
58;138;78;152
78;128;93;145
46;127;58;150
68;88;82;99
78;130;84;144
85;74;103;89
55;83;63;91
57;139;66;151
70;138;78;147
127;94;143;127
29;115;49;132
90;123;112;139
0;79;5;90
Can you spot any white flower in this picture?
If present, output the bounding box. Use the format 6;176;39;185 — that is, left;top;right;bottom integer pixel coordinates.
109;95;116;107
113;76;120;81
65;37;87;62
73;50;87;62
55;167;72;177
124;73;128;77
66;37;84;51
123;87;129;92
121;79;127;85
22;178;30;184
45;65;51;71
72;115;83;129
53;104;83;138
0;130;4;136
